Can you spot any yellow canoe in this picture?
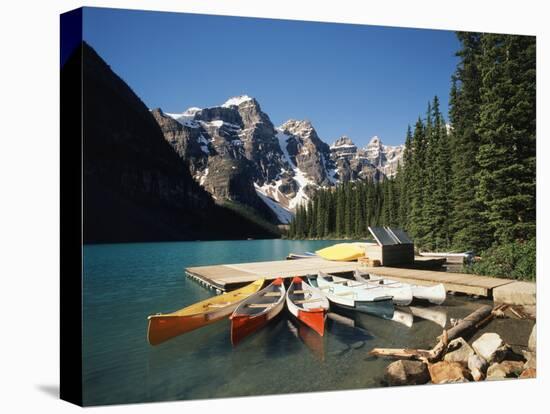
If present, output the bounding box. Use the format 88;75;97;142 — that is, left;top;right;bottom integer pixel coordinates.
316;243;366;261
147;278;264;345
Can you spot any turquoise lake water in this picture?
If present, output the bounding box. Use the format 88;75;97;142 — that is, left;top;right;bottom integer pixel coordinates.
82;239;530;406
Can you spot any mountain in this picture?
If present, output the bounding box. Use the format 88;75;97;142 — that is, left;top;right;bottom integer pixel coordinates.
73;43;279;242
330;135;404;181
153;97;404;224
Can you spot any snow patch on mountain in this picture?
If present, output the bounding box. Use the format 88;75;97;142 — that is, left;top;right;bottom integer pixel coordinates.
222;95;253;107
276;130;316;209
254;184;293;224
165;110;201;128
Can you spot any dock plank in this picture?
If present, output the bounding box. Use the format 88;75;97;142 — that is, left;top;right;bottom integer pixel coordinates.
185;257;515;296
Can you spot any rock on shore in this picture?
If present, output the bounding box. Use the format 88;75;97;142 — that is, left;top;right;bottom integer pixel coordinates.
385;360;430;386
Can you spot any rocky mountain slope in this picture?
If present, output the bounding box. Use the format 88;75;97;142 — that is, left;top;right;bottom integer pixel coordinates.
75;43;279;242
331;135;404;181
153;96;404;224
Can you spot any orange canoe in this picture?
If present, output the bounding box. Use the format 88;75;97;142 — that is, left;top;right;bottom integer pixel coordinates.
147;279;264;345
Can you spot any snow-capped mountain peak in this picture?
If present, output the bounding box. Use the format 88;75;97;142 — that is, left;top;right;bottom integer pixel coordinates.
182;107;202;116
222;95;254;107
331;136;357;149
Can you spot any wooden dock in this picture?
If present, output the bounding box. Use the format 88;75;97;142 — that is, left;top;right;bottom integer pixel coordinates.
185;257;514;297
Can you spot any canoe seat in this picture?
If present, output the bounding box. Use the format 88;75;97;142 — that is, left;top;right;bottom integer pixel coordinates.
263;292;282;297
246;303;274;308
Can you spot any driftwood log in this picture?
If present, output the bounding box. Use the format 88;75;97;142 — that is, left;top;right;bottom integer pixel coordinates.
369;305;497;363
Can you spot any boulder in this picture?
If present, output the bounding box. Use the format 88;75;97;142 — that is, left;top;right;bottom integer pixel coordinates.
468;354;488;381
428;361;470;384
472;333;513;363
520;368;536;379
486;361;524;380
444;337;475;365
385;360;430;386
528;324;536;352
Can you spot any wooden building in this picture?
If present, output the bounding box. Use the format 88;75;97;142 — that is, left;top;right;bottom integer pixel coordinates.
363;227;415;266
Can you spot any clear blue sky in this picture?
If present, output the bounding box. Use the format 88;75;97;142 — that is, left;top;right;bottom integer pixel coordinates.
83;7;460;147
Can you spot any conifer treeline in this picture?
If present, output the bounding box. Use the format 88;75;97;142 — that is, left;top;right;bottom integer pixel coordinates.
288;178;400;239
288;32;536;253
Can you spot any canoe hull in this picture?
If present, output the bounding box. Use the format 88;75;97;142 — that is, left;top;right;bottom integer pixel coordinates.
331;298;394;319
355;271;446;305
297;308;326;336
412;284;447;305
316;243;366;261
231;300;285;345
231;313;268;346
230;278;286;346
148;305;236;346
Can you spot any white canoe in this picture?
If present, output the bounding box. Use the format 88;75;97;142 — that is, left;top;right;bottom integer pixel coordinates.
286;277;330;336
354;270;446;305
315;272;394;319
350;271;413;305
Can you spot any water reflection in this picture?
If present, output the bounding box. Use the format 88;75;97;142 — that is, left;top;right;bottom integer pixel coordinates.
287;318;325;361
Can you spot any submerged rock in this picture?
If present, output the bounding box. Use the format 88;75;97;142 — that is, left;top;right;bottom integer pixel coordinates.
486;361;524;380
350;340;365;350
468;354;488;381
444;337;475;365
385;360;430;386
329;344;350;357
429;361;470;384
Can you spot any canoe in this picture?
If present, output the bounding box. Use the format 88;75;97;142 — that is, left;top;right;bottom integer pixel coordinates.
147;278;264;345
230;278;286;345
314;272;394;319
351;270;413;305
354;270;446;305
315;243;366;261
286;252;317;260
286;276;330;336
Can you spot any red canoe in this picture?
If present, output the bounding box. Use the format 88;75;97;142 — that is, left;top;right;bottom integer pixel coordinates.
230;278;286;346
286;276;330;336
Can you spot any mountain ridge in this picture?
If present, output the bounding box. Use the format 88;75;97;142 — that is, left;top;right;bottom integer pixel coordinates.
154;95;405;224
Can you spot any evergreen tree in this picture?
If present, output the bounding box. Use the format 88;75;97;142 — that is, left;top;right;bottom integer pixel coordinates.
449;32;490;252
353;183;364;236
335;185;345;237
408;118;427;243
397;126;413;229
476;34;536;243
344;182;353;236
